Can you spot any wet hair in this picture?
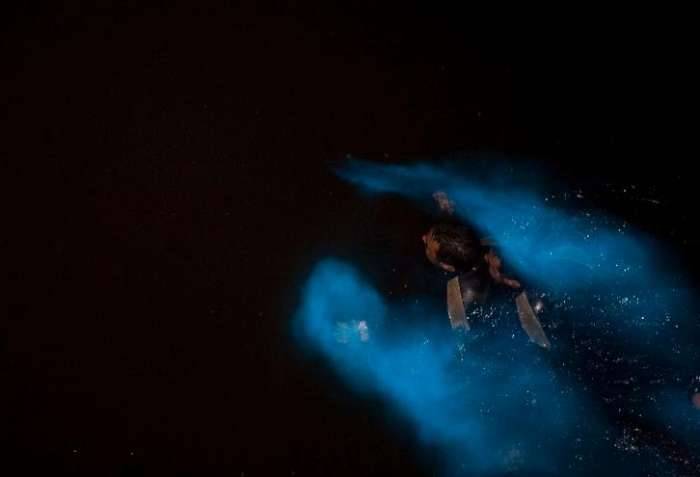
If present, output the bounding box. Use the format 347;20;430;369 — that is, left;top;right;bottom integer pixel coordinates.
430;223;487;272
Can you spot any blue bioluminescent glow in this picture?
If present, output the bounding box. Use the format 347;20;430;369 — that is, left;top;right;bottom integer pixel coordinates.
335;159;699;363
335;159;653;292
293;159;700;476
294;259;601;475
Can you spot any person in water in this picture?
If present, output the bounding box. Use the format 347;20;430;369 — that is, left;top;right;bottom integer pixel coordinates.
424;192;700;470
422;191;550;348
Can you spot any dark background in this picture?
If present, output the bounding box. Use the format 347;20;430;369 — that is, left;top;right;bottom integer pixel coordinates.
4;3;698;476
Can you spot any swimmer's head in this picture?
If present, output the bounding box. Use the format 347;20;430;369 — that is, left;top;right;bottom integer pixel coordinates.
422;224;485;273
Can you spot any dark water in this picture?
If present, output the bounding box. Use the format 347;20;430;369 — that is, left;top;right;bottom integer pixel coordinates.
5;3;698;476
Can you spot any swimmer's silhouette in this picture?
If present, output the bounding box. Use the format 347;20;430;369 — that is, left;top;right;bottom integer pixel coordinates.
423;191;550;348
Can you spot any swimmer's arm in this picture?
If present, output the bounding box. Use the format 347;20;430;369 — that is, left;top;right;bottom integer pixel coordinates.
484;251;551;348
484;250;521;289
433;191;455;215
